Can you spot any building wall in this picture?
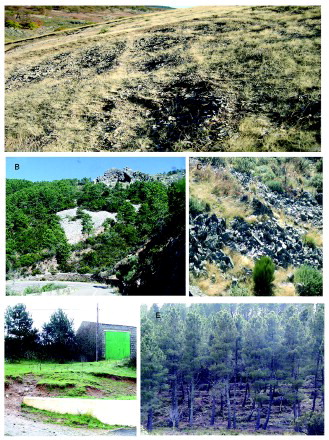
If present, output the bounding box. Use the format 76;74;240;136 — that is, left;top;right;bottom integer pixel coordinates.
99;323;137;359
76;321;136;361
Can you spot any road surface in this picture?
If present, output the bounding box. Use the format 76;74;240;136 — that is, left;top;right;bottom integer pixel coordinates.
5;414;136;436
6;280;119;296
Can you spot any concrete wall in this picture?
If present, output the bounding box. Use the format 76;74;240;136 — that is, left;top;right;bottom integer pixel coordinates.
23;397;137;427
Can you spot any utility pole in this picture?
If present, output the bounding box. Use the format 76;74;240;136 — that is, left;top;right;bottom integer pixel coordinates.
96;303;99;362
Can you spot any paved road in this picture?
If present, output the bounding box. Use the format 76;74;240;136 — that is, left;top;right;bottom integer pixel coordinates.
5;414;136;436
6;280;119;296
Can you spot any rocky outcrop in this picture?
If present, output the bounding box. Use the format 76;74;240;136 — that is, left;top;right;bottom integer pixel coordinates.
94;167;185;187
94;167;153;186
232;169;322;228
190;212;322;277
56;207;117;244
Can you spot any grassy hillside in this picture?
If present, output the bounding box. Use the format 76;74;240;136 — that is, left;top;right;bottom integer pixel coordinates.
5;6;320;152
5;6;167;42
189;158;322;296
5;360;136;399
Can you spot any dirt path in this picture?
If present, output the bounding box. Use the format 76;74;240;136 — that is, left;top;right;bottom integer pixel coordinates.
5;413;110;436
5;413;136;436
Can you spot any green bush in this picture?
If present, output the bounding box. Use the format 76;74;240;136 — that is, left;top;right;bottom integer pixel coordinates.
294;265;322;296
229;285;251;296
77;266;92;274
190;197;207;217
310;174;323;193
294;158;309;173
253;256;275;296
315;159;323;173
298;411;324;435
5;20;21;29
21;21;41;30
266;180;284;193
18;253;42;268
232;158;255;174
302;235;316;249
254;165;275;182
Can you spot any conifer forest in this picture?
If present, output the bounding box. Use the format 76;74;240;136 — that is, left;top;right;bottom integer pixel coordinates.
141;304;324;435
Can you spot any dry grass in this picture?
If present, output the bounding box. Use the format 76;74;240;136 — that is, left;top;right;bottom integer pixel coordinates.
5;5;320;152
190;164;252;220
223;247;254;277
193;262;231;296
302;228;323;248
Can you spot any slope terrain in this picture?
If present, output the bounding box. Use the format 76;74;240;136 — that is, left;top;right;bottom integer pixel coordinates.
7;167;185;295
189;158;322;296
5;5;168;42
5;6;320;152
5;360;136;435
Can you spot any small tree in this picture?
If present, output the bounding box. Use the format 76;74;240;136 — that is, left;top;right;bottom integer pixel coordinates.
41;309;77;361
5;304;38;359
294;266;322;296
253;256;275;296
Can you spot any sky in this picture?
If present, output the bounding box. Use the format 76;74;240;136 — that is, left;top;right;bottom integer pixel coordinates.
6;157;185;181
5;297;139;331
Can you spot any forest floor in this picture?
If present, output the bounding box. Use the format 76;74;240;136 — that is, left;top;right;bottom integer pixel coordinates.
6;280;119;296
5;6;320;152
147;380;322;435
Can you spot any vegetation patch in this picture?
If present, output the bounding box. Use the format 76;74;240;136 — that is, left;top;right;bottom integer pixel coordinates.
21;404;128;430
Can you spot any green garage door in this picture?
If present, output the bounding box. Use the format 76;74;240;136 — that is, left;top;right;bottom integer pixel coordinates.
105;331;130;360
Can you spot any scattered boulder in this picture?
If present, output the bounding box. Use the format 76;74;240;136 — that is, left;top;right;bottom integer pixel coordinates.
252;198;273;216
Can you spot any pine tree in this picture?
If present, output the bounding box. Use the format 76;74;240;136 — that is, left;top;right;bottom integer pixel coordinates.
209;310;237;429
5;303;38;359
41;309;77;361
182;309;203;427
141;314;167;431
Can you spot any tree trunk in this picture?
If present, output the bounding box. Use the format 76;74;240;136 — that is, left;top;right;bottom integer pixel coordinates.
312;353;321;411
220;393;224;416
147;408;153;431
263;385;274;430
321;366;324;407
255;401;261;430
233;376;237;429
226;380;232;429
171;376;179;429
210;395;216;426
242;383;249;407
188;378;195;427
247;399;255;421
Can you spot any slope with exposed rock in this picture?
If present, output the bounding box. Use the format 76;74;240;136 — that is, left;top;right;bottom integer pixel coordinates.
189;158;323;296
5;6;320;152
